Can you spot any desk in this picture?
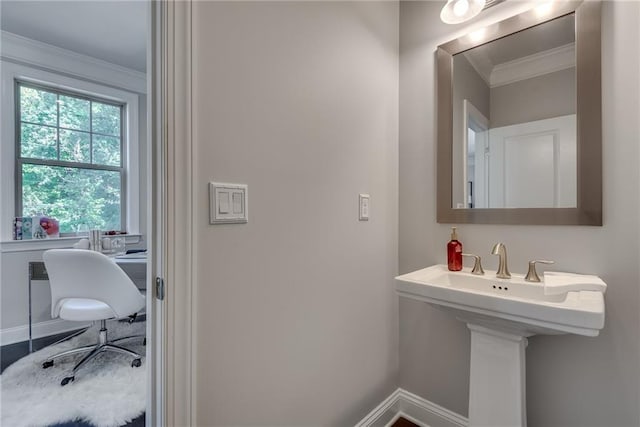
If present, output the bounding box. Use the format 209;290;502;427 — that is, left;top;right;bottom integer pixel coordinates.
28;253;147;352
114;254;147;290
113;254;147;265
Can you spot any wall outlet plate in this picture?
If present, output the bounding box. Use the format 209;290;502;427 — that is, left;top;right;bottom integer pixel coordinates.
209;182;248;224
359;193;370;221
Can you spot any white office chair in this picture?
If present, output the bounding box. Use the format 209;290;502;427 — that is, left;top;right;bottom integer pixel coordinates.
42;249;146;386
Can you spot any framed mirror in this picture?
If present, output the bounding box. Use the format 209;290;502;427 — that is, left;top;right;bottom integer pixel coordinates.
437;1;602;225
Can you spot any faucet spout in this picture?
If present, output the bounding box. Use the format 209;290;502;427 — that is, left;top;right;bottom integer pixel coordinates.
491;243;511;279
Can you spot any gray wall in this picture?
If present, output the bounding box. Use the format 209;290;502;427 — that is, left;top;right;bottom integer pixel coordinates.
452;54;490;208
491;67;576;128
191;2;399;425
453;53;490;121
399;1;640;425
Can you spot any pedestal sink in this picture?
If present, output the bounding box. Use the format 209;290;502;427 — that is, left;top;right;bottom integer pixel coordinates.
395;265;606;427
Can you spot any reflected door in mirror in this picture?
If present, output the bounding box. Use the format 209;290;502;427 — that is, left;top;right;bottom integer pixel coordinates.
470;115;576;208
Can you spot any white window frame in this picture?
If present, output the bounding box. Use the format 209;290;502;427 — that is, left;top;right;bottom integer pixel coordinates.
1;61;140;243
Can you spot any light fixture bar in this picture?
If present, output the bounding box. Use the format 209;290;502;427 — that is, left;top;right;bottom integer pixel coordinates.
482;0;506;10
440;0;487;25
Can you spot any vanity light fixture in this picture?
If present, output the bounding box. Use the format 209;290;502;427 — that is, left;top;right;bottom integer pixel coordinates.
535;1;555;17
468;27;487;42
440;0;486;24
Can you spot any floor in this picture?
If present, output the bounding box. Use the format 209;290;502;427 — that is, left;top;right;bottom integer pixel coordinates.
1;328;145;427
391;417;419;427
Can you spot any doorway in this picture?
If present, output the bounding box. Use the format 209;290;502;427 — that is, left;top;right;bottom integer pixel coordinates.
463;99;489;209
0;1;163;425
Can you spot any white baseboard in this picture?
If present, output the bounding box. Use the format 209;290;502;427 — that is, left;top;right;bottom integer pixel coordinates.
356;388;468;427
355;389;404;427
0;319;91;346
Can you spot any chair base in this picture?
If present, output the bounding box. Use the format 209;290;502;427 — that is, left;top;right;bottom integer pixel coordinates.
42;319;144;386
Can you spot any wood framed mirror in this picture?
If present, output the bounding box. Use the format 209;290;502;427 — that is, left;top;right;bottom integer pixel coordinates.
437;1;602;225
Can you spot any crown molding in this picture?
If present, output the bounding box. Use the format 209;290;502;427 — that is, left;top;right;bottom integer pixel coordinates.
490;42;575;87
0;31;146;94
462;42;576;89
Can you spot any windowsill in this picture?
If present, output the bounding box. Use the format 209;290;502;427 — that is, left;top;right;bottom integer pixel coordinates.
0;234;142;253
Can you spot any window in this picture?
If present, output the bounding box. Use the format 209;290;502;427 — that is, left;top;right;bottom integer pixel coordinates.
16;82;125;234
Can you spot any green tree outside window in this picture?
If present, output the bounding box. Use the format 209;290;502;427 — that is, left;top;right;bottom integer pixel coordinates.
17;83;124;234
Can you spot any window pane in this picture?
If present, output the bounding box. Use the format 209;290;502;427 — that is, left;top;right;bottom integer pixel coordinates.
21;123;57;160
60;130;90;163
21;164;121;233
20;86;57;126
92;102;120;136
59;95;90;131
92;135;121;166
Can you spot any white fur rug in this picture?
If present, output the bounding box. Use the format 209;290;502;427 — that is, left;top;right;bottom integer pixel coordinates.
1;320;146;427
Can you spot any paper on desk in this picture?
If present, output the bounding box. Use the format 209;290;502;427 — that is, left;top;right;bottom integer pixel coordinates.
115;252;147;259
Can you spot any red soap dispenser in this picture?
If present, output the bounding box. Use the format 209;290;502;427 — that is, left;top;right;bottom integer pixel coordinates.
447;227;463;271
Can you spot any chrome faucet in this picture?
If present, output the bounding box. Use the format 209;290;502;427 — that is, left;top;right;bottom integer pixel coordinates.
491;243;511;279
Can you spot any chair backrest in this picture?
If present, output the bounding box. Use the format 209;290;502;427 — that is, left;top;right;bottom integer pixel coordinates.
43;249;144;319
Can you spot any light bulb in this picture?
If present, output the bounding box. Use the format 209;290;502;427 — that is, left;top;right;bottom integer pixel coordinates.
453;0;470;17
535;1;554;17
469;28;487;42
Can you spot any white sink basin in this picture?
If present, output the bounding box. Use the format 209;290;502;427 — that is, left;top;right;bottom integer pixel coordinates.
396;265;606;426
396;264;605;337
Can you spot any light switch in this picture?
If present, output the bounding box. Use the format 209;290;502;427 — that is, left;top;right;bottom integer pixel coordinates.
359;193;370;221
210;182;248;224
218;191;230;214
232;192;243;214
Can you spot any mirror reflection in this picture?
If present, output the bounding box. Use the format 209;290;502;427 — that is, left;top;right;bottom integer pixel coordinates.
452;14;576;209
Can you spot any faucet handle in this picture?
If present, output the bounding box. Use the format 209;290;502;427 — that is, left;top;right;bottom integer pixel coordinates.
525;260;555;283
462;253;484;275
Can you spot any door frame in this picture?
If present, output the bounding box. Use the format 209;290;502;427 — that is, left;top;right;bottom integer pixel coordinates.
462;99;489;209
150;0;196;425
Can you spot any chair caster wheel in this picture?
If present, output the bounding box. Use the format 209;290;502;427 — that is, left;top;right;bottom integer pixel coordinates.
143;338;146;346
131;358;142;368
42;360;54;369
61;376;74;386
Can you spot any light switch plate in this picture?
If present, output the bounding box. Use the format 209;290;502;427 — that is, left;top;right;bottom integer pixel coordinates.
209;182;248;224
359;193;370;221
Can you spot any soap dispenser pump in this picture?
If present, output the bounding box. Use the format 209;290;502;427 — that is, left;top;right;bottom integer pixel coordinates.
447;227;463;271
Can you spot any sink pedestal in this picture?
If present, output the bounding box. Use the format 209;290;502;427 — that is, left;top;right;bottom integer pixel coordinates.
468;324;529;427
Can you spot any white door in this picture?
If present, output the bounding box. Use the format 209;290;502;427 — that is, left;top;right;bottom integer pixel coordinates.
473;129;489;208
487;115;576;208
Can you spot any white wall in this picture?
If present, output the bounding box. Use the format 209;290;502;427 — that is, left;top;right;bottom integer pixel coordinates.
399;1;640;425
0;34;147;344
191;2;399;425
